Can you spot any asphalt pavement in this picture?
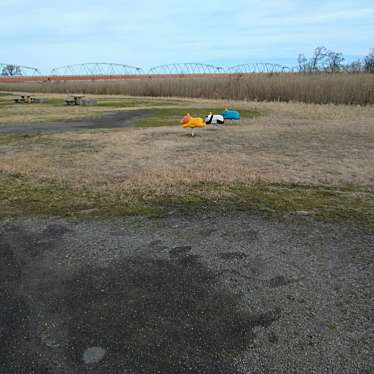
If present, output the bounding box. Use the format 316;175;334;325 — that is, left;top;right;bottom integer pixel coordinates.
1;211;373;373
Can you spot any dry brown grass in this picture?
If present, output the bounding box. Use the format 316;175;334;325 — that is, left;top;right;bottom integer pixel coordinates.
1;73;373;105
1;99;373;199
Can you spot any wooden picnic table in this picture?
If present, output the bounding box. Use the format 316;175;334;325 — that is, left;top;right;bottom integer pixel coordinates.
64;95;85;105
14;95;33;104
14;95;48;104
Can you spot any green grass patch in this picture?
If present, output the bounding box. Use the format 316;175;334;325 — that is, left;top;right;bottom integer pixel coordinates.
0;133;39;145
135;108;259;128
96;98;183;108
46;98;66;106
0;173;372;227
219;184;374;224
0;96;14;107
0;173;162;218
154;183;374;226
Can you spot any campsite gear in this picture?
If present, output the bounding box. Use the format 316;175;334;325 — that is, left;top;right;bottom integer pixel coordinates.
223;109;241;120
204;113;225;125
181;113;205;136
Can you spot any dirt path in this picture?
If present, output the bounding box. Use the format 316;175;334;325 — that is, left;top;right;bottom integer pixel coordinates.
0;109;153;133
1;211;373;373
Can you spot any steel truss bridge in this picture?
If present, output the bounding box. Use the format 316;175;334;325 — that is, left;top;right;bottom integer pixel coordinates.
0;62;294;82
50;63;144;76
227;63;290;73
149;63;225;75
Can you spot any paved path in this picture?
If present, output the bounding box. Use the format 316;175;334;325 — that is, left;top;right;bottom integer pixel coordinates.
0;109;153;134
1;211;373;373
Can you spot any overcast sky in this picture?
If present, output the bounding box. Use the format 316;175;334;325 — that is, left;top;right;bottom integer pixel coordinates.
1;0;373;73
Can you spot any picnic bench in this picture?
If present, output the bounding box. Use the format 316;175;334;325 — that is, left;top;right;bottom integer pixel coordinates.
13;95;48;104
64;95;85;105
14;95;32;104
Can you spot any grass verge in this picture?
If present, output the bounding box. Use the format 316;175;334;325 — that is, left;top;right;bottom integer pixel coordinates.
1;173;372;228
0;133;40;145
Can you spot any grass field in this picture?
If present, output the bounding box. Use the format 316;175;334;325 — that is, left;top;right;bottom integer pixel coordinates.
0;93;373;226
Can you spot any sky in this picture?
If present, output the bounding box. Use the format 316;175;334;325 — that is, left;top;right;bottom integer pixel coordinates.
1;0;373;73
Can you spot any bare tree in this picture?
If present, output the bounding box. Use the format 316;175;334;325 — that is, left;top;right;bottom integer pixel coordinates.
297;47;343;73
1;64;22;76
310;46;328;72
297;54;309;73
364;48;374;72
344;60;363;73
326;51;344;72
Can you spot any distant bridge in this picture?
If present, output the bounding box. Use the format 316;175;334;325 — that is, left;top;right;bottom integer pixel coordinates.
0;62;295;83
149;63;225;75
50;63;144;76
227;63;290;73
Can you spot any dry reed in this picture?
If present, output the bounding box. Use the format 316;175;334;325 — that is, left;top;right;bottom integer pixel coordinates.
1;73;373;105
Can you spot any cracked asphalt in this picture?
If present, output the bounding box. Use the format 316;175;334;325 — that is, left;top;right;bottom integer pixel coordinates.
1;211;373;373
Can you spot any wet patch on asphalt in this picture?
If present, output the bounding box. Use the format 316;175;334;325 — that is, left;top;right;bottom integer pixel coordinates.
0;109;154;134
3;221;71;258
168;245;192;257
0;234;53;374
217;251;249;261
0;290;51;374
267;275;299;289
0;240;21;284
58;255;280;373
221;229;259;242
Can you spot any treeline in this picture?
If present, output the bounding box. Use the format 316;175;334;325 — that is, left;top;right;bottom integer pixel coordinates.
297;47;374;73
1;65;22;76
